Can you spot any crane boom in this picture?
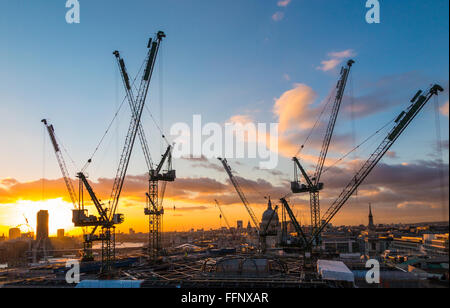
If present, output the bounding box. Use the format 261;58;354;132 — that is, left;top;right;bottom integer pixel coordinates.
312;84;444;242
76;172;108;222
154;146;172;176
113;50;153;171
41;119;78;209
279;198;308;246
314;59;354;185
218;158;260;231
109;31;165;220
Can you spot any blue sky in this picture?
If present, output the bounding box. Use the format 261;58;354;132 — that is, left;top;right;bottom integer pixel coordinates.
0;0;448;228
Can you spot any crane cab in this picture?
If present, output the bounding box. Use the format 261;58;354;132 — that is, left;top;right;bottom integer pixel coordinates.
150;169;176;182
291;181;324;194
112;213;125;224
162;170;176;182
291;181;310;193
72;209;98;227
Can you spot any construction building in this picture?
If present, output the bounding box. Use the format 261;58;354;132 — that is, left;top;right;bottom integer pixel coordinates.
8;228;21;240
36;210;49;241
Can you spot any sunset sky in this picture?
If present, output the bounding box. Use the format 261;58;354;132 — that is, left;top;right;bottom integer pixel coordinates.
0;0;448;236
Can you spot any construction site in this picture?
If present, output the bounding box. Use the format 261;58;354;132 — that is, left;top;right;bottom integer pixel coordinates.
0;28;448;289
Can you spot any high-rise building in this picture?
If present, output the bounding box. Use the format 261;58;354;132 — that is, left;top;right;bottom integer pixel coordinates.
37;210;49;241
237;220;243;229
8;228;21;240
57;229;65;239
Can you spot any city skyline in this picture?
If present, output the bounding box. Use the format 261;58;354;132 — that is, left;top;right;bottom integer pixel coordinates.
0;0;449;236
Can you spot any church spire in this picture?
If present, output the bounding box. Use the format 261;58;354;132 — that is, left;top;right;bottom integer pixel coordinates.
368;203;375;231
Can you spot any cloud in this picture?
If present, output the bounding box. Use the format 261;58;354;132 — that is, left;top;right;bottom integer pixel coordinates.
180;155;208;162
1;158;447;225
273;83;318;133
228;114;254;124
277;0;291;7
271;84;354;161
342;71;429;119
441;101;449;117
317;59;341;72
328;50;355;59
385;151;398;159
252;166;285;177
317;49;356;72
191;162;224;172
272;12;284;22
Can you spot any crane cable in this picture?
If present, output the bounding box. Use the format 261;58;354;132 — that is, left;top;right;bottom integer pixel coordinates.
433;94;448;219
295;87;337;157
322;117;395;175
348;70;358;198
82;56;148;173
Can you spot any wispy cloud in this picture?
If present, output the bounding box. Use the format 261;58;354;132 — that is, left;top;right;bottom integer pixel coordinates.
272;11;285;22
317;49;356;72
440;100;449;117
277;0;292;7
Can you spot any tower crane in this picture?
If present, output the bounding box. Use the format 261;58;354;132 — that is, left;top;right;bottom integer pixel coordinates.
114;41;175;261
42;119;104;261
309;84;444;245
218;158;260;232
43;31;166;274
291;59;354;244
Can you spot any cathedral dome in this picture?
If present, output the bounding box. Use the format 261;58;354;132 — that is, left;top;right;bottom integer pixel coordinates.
261;198;279;226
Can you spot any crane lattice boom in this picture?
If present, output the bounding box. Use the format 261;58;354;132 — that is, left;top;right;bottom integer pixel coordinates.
41;119;78;209
113;50;153;172
109;31;166;220
219;158;260;231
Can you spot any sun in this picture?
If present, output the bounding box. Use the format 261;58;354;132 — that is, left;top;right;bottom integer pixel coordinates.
10;199;79;236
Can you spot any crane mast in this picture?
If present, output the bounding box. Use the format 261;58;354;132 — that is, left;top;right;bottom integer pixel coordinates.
41;119;78;209
219;158;260;231
311;84;444;243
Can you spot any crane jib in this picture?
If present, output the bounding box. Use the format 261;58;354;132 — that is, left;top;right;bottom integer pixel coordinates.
388;94;427;141
144;42;158;81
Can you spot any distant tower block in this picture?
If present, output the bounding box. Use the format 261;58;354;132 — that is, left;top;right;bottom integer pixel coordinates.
368;204;375;231
57;229;65;239
37;210;49;241
9;228;21;240
237;220;243;229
